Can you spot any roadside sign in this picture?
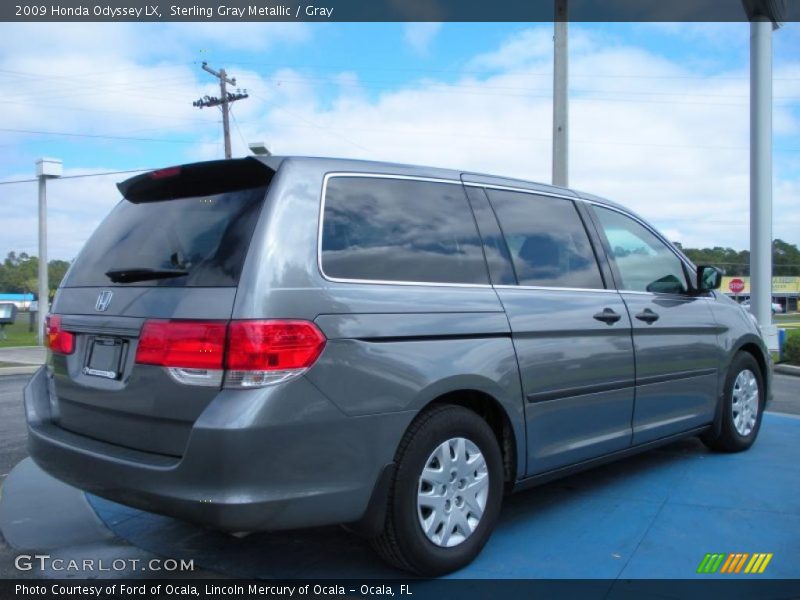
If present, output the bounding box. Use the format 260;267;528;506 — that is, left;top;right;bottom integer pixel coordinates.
729;278;745;294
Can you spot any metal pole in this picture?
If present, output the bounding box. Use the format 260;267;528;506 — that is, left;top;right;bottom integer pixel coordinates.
220;69;232;159
37;175;48;345
750;17;777;350
552;0;568;187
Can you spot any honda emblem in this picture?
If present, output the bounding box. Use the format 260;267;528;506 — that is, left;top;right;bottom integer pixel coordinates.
95;290;113;312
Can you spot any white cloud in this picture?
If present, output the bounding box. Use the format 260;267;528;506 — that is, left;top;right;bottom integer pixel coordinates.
468;27;553;70
403;23;442;55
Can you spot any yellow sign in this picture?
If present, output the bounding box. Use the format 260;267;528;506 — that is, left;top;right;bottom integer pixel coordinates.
721;276;800;295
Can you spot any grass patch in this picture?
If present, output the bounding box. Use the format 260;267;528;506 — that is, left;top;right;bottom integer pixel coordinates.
0;315;38;348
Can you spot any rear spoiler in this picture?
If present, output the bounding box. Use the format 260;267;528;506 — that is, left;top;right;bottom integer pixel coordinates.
117;156;282;203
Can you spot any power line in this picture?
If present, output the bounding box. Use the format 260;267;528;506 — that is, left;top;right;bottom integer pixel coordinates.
0;127;218;145
1;76;199;104
0;98;214;124
226;61;800;81
229;105;249;151
257;77;798;106
262;72;800;101
0;63;195;82
0;168;157;186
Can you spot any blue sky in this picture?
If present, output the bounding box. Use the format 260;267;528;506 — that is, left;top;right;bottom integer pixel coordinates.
0;21;798;259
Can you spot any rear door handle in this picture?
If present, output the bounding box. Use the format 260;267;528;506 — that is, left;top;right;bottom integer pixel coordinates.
635;308;660;324
593;308;621;324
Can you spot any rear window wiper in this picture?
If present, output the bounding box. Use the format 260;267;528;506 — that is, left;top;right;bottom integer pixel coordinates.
105;268;189;283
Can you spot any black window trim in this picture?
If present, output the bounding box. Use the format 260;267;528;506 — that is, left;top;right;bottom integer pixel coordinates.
317;172;493;288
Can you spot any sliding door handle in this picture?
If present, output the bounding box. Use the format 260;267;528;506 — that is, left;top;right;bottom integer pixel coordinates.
635;308;660;324
593;308;621;324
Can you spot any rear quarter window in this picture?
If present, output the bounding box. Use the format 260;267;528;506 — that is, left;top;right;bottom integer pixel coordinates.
63;186;267;287
320;176;489;285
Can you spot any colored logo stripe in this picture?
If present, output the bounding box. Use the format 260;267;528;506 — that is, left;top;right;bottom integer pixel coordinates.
697;554;725;573
698;553;773;574
745;553;773;574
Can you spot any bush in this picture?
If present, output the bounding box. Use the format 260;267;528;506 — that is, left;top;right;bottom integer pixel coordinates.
784;333;800;365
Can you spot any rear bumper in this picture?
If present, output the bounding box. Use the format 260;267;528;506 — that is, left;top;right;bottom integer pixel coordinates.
25;366;412;532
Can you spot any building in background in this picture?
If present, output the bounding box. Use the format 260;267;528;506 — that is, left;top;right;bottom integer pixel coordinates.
721;276;799;313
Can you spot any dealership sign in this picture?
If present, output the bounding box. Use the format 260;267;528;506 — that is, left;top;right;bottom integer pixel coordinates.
721;276;800;295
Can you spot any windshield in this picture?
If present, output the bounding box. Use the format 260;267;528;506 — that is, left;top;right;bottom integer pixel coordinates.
63;186;267;287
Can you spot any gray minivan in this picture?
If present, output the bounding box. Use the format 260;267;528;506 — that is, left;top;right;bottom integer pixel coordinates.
25;156;771;575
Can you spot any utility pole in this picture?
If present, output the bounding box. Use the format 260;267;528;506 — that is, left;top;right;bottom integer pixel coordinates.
552;0;569;188
193;62;248;159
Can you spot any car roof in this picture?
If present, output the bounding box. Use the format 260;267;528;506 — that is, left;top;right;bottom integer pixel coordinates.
256;155;628;212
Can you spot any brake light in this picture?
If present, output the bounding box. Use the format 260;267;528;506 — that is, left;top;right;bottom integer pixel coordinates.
45;315;74;355
149;166;181;179
134;319;326;388
135;320;226;369
224;320;326;388
226;321;326;371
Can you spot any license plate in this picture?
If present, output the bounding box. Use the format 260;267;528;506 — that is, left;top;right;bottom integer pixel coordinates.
84;337;124;379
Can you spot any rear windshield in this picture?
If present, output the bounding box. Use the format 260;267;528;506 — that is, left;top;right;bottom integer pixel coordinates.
63;186;267;287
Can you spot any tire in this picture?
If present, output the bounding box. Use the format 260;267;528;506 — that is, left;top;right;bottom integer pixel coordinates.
371;404;504;576
702;352;765;452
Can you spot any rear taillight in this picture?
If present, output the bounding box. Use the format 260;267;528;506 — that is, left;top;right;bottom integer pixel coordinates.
134;319;326;388
135;320;226;370
225;320;327;388
45;315;74;355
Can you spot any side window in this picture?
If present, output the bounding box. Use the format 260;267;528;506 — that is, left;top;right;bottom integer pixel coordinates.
594;206;688;294
321;177;489;285
485;190;604;289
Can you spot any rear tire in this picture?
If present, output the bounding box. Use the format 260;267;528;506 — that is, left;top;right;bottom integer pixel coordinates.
702;352;764;453
371;405;504;575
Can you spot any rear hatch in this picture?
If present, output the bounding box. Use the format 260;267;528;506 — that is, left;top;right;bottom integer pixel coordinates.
47;158;277;457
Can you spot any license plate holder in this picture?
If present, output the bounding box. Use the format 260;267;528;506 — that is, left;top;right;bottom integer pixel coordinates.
84;337;124;380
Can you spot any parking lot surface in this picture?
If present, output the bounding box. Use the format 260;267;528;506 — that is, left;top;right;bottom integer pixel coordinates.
1;372;799;580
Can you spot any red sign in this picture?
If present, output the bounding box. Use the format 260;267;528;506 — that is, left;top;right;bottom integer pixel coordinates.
729;278;745;294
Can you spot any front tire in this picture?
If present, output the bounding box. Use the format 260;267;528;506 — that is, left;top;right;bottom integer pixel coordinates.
372;405;504;575
702;352;764;452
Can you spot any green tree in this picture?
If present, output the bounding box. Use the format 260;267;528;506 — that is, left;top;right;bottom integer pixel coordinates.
773;239;800;276
0;252;72;297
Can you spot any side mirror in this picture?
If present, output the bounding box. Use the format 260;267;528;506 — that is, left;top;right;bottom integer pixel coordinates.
697;265;722;291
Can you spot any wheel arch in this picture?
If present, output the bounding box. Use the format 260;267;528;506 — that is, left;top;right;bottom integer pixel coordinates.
709;335;771;439
421;388;521;487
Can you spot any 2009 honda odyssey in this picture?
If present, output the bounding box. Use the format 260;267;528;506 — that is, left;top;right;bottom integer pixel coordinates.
25;156;771;575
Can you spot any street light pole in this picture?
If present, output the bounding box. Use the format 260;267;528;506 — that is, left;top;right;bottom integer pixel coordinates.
35;158;62;346
750;16;777;350
552;0;569;188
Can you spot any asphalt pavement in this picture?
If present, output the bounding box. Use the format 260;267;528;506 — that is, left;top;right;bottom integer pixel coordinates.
769;372;800;415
